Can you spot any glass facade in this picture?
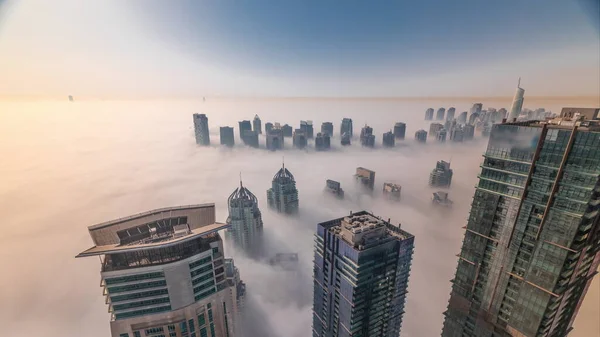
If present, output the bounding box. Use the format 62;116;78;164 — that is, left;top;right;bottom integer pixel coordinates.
312;212;414;337
442;123;600;337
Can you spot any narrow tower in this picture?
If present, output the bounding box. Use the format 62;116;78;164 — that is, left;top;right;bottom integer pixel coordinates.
509;77;525;121
227;176;264;257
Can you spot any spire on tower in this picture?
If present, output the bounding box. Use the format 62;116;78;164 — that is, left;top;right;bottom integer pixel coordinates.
518;77;521;88
240;172;243;188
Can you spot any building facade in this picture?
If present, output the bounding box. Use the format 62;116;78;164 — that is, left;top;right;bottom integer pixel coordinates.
293;129;308;149
429;160;453;187
193;113;210;146
321;122;334;137
267;163;299;214
382;131;395;147
241;130;259;148
360;125;375;147
315;133;331;151
312;211;414;337
509;78;525;121
355;167;375;190
301;120;314;139
253;115;262;134
220;126;235;147
393;122;406;140
341;118;353;138
442;115;600;337
226;180;264;257
415;129;428;143
447;107;456;121
425;108;434;120
266;127;284;151
238;120;252;139
77;204;243;337
437;108;446;121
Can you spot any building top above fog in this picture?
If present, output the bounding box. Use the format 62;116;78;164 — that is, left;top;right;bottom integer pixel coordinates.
503;107;600;131
273;165;295;182
319;211;413;251
77;204;223;256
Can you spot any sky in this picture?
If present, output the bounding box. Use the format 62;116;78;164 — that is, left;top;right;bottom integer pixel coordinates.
0;0;599;98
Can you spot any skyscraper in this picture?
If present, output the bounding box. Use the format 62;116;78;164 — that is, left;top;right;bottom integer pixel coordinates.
430;122;444;136
238;120;252;138
293;129;308;149
193;113;210;145
355;167;375;190
429;160;453;187
437;128;447;142
470;103;483;116
266;127;284;151
394;122;406;140
425;108;435;120
321;122;334;137
265;122;274;134
437;107;446;120
282;124;293;137
415;129;428;143
457;111;468;124
241;130;259;148
442;113;600;337
253;115;262;134
312;211;414;337
220;126;235;147
301;120;314;139
383;131;395;147
76;204;242;337
267;162;299;214
227;179;264;257
360;125;375;147
315;132;331;151
447;107;456;121
341;118;353;138
509;78;525;121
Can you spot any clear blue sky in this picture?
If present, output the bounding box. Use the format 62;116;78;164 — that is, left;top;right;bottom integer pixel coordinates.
0;0;598;97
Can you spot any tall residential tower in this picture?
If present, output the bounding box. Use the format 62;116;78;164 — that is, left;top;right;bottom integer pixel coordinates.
509;78;525;121
77;204;243;337
227;179;264;257
267;163;299;214
442;111;600;337
193;113;210;146
312;211;414;337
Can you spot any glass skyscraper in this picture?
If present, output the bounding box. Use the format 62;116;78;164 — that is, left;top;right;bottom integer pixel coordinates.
193;113;210;146
442;112;600;337
312;211;414;337
267;163;299;214
226;179;264;257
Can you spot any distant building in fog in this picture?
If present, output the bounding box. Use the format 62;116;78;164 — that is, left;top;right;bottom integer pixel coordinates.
446;107;456;121
432;191;453;207
321;122;334;137
470;103;483;116
463;124;475;140
227;179;264;257
293;129;307;149
383;182;401;201
415;129;427;143
449;126;464;142
315;133;331;151
360;125;375;147
382;131;395;147
457;111;467;124
300;120;314;139
265;122;273;134
266;127;284;151
242;130;259;148
269;253;299;271
468;112;479;125
220;126;235;147
253;115;262;134
437;128;447;142
425;108;434;120
281;124;293;137
193;113;210;146
325;179;344;199
429;160;453;188
393;122;406;140
341;132;351;146
355;167;375;190
429;123;444;136
341;118;353;138
509;78;525;121
238;120;252;138
267;163;299;214
436;108;446;120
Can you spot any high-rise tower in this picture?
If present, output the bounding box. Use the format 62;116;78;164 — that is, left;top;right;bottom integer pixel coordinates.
312;211;414;337
227;178;264;257
442;112;600;337
267;162;299;214
193;113;210;145
253;115;262;134
77;204;243;337
509;78;525;121
394;122;406;140
341;118;353;138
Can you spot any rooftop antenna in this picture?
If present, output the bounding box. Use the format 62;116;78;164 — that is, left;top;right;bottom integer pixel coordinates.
240;171;243;188
518;77;521;88
282;156;285;170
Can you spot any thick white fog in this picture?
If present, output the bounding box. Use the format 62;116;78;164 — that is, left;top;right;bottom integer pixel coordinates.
0;98;597;336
